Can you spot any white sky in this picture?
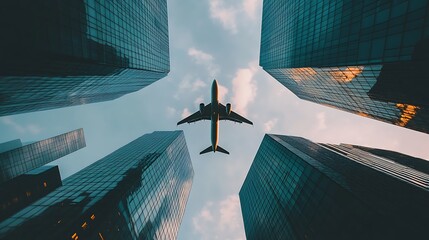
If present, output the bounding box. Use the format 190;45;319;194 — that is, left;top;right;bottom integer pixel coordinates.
1;0;429;239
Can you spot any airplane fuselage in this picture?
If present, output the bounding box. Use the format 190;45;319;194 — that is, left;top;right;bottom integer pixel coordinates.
177;79;252;154
211;80;219;152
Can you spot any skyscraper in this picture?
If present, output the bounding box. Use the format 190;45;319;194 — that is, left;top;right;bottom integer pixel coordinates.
240;134;429;239
0;0;169;116
0;128;86;183
260;0;429;133
0;165;62;222
0;131;194;240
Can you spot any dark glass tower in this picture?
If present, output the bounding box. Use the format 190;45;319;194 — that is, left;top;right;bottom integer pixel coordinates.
0;0;169;116
0;165;62;222
260;0;429;133
240;134;429;240
0;128;86;183
0;131;194;240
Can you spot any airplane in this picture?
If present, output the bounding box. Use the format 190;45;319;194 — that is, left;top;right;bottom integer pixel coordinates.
177;79;253;155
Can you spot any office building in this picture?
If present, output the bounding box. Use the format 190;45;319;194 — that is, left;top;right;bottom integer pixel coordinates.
0;139;23;153
0;165;62;221
240;134;429;239
0;128;86;183
260;0;429;133
0;0;169;116
0;131;194;240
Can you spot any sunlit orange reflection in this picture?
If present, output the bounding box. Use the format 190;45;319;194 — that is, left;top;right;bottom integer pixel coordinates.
330;66;363;83
289;67;317;82
72;233;78;240
357;112;369;117
396;103;419;127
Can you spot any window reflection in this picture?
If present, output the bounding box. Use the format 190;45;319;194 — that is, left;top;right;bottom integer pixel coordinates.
357;112;369;117
287;67;317;82
0;132;193;240
395;103;420;127
329;66;363;83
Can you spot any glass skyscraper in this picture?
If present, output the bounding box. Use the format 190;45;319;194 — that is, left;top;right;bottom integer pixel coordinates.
0;0;169;116
260;0;429;133
0;128;86;183
0;131;194;240
0;165;62;222
240;134;429;239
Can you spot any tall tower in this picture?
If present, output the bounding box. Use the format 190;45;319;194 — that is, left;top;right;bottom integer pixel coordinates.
0;128;86;183
0;165;63;222
0;0;169;116
0;131;194;240
240;134;429;239
260;0;429;133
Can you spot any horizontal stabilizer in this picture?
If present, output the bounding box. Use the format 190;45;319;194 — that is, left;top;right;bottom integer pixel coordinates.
216;145;229;154
200;146;213;155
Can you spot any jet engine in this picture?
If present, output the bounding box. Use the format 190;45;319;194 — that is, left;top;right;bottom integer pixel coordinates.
226;103;232;115
199;103;205;114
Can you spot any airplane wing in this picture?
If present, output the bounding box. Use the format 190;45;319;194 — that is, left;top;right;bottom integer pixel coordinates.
177;103;211;125
218;103;253;125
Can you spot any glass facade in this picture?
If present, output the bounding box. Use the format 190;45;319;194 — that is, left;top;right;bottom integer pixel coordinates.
240;134;429;239
0;128;86;183
0;131;194;240
0;0;169;116
351;144;429;175
260;0;429;133
0;165;62;222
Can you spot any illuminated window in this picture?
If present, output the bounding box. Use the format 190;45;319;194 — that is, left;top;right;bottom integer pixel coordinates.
81;222;87;229
396;103;419;127
90;214;95;220
71;233;78;240
43;182;48;187
26;192;31;197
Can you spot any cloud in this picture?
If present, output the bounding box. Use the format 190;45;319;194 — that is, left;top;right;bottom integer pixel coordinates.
218;83;229;103
166;107;177;117
194;96;205;105
188;48;214;62
192;195;245;240
176;76;209;100
209;0;238;34
209;0;262;33
264;118;278;132
218;196;242;231
231;63;258;116
242;0;261;19
27;124;42;134
316;112;327;130
188;48;219;76
182;108;192;118
2;117;41;134
192;79;207;91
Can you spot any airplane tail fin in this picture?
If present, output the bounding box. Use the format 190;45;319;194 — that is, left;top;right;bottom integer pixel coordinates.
216;145;230;155
200;146;213;155
199;145;230;155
